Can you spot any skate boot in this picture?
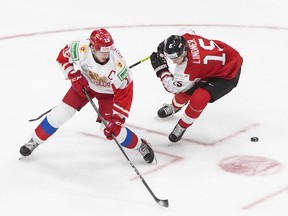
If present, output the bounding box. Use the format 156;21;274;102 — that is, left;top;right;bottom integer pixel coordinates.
169;124;187;143
138;139;155;163
20;138;39;156
157;104;181;118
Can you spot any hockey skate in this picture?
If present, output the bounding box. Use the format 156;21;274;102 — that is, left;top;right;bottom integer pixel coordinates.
138;139;155;163
157;104;181;118
20;138;39;157
169;124;187;143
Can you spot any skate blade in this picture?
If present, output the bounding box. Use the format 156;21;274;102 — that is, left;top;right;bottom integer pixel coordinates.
19;155;26;160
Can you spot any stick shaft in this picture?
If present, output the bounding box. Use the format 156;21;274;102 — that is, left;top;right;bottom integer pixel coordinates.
83;89;168;207
129;56;150;69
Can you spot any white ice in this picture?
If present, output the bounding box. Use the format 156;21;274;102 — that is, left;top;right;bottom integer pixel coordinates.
0;0;288;215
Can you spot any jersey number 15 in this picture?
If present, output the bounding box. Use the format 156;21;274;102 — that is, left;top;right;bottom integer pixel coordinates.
198;39;226;65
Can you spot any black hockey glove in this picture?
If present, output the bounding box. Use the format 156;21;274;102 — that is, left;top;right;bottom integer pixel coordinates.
150;52;169;77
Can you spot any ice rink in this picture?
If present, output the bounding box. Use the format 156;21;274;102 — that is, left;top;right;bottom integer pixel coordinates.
0;0;288;215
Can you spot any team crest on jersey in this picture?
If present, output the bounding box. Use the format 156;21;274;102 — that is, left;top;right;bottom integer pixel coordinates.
88;71;110;87
80;45;87;53
117;68;128;81
71;41;80;61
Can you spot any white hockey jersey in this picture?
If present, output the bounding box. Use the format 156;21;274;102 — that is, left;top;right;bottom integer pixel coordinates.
56;37;133;118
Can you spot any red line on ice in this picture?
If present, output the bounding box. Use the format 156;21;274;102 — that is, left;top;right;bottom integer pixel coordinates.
79;131;183;177
126;123;260;146
1;24;288;41
129;150;183;181
242;186;288;210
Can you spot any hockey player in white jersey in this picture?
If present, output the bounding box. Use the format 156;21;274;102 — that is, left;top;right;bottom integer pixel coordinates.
20;28;154;163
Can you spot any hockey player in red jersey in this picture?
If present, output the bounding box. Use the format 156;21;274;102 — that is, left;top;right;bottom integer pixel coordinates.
20;28;154;163
150;30;243;143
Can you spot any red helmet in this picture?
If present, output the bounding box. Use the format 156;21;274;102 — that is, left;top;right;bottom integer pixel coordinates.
90;28;114;52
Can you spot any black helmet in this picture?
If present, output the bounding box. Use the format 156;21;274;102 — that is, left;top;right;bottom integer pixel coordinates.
163;35;187;59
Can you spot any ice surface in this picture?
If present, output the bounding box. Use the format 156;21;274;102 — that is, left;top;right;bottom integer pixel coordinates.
0;0;288;215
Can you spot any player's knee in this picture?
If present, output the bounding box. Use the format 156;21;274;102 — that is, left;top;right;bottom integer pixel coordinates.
189;88;211;110
47;102;77;127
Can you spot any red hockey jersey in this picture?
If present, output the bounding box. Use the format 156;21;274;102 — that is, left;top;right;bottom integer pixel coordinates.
161;34;243;94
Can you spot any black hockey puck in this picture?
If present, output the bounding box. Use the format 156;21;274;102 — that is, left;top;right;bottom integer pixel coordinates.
250;137;259;142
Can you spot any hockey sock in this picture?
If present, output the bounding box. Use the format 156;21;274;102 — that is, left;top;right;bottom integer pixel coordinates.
34;117;58;142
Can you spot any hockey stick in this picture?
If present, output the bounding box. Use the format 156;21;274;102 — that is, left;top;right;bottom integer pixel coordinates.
82;88;168;207
29;108;53;122
28;56;151;122
128;55;150;68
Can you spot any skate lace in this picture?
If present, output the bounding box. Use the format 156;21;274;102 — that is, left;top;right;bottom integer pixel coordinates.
162;104;175;115
139;143;150;157
172;124;186;137
25;140;39;151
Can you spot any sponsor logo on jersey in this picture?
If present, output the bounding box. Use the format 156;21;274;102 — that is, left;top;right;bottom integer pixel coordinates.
80;45;87;53
116;60;123;68
174;73;190;80
117;68;128;81
71;41;80;61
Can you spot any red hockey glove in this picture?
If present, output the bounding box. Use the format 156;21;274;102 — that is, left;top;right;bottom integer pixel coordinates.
150;52;169;77
104;114;125;140
68;70;89;98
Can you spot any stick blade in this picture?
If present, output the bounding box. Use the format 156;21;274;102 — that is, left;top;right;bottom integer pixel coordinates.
157;199;169;207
